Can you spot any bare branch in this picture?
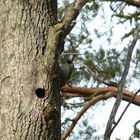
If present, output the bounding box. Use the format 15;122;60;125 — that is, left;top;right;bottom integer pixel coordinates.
53;0;89;53
111;88;140;132
61;94;111;140
61;86;140;106
119;0;140;8
105;0;140;8
75;61;119;87
74;0;89;10
61;88;140;140
75;61;105;83
104;25;140;140
61;0;89;35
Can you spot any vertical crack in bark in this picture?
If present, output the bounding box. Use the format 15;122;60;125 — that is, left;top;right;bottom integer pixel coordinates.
24;109;32;140
21;0;54;57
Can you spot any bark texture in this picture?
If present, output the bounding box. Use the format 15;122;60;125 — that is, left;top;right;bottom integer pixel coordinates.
0;0;61;140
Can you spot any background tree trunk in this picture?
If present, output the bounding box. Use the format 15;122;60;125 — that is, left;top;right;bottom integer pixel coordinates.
0;1;61;140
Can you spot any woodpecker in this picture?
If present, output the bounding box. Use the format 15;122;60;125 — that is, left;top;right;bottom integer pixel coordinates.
59;59;74;87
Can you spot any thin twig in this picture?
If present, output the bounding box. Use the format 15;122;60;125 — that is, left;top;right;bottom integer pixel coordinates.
75;61;104;82
111;88;140;133
61;94;110;140
75;61;118;87
104;24;140;139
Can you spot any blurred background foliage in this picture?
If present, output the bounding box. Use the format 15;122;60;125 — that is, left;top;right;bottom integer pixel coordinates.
58;1;140;139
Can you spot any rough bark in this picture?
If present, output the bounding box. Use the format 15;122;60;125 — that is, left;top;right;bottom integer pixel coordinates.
0;0;61;140
0;0;89;139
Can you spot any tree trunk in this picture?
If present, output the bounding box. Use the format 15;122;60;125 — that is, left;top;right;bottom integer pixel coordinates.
0;1;61;140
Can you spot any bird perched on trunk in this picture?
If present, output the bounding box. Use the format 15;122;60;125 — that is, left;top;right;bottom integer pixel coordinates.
59;58;74;87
